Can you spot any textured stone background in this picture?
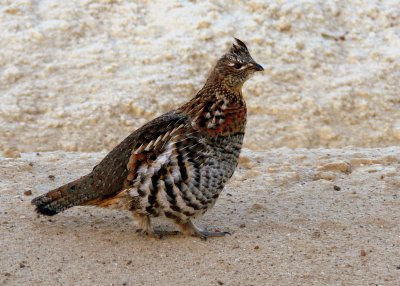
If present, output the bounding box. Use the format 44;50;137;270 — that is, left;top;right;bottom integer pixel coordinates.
1;0;399;154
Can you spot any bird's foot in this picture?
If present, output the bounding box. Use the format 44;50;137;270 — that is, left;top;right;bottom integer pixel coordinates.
135;228;161;239
133;212;163;238
176;219;230;240
195;230;231;240
153;229;181;238
136;228;181;239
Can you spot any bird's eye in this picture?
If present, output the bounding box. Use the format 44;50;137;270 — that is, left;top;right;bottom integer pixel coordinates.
234;62;243;69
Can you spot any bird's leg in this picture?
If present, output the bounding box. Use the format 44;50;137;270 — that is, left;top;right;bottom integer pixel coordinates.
132;212;181;238
175;219;230;240
132;212;156;237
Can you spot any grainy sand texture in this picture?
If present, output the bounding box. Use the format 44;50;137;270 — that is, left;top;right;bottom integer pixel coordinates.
1;148;400;285
1;0;400;285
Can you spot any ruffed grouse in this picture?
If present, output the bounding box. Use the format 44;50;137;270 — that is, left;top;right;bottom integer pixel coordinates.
32;38;264;238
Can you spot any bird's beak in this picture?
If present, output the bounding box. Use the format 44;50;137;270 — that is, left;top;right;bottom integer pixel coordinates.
252;62;264;71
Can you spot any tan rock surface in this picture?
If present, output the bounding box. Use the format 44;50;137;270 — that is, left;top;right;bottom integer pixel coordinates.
1;0;399;153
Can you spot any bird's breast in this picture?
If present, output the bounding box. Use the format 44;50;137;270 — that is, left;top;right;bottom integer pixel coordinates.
191;100;247;137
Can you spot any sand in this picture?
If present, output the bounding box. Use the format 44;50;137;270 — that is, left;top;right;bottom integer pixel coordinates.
1;0;400;285
1;148;400;285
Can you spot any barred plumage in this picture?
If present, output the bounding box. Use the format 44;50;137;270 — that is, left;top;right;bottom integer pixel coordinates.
32;38;263;238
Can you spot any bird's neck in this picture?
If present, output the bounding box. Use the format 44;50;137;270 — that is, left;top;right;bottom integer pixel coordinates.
204;69;244;94
178;79;247;136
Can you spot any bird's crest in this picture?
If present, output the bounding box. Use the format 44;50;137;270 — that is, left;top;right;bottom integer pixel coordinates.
230;38;249;54
227;37;252;63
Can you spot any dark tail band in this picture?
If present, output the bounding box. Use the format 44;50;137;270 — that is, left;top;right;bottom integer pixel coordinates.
32;175;92;216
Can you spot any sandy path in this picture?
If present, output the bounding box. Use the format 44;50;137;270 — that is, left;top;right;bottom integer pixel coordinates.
1;148;399;285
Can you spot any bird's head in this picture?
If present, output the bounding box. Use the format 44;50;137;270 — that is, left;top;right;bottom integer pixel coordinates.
212;38;264;90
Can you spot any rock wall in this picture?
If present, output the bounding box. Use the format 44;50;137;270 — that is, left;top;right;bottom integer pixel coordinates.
1;0;399;153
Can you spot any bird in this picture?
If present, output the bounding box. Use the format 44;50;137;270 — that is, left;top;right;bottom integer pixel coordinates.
32;38;264;239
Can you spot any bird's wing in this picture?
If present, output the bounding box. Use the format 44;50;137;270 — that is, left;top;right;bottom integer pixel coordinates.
88;111;190;200
124;117;188;188
123;112;210;215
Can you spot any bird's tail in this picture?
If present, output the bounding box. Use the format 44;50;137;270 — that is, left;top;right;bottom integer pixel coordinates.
32;174;95;216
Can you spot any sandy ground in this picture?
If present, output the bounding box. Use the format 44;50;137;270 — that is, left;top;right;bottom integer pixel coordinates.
1;148;400;285
1;0;400;154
